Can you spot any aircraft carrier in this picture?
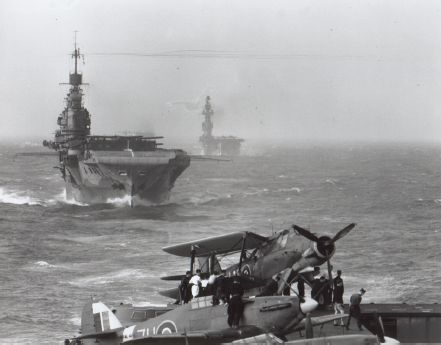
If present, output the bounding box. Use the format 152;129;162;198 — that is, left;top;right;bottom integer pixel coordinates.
199;96;244;156
43;42;190;205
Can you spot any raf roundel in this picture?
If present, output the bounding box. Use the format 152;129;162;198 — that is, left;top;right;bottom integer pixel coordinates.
156;320;178;335
241;264;251;276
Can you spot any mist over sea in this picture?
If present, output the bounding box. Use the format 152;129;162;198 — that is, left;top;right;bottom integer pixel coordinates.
0;142;440;344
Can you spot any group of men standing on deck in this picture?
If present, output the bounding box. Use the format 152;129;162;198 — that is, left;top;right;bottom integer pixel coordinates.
306;269;366;330
178;269;244;328
178;269;230;304
178;268;365;330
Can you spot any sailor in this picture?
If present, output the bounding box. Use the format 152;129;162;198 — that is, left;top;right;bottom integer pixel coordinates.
322;276;332;306
257;275;280;296
332;270;345;326
178;271;192;304
227;277;244;328
207;270;218;296
346;288;366;330
213;271;229;305
189;269;202;298
312;276;327;308
200;273;210;296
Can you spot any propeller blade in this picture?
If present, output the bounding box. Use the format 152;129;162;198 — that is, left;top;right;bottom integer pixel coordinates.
293;225;320;242
329;223;356;244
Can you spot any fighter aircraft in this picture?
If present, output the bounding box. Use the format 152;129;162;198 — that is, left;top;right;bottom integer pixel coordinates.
160;223;355;298
68;294;319;344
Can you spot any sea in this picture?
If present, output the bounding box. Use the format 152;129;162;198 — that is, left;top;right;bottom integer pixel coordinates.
0;142;440;344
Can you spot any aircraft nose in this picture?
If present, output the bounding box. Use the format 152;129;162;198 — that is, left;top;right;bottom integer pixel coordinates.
300;297;318;314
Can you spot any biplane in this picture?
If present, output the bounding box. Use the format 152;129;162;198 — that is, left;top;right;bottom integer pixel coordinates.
160;223;356;298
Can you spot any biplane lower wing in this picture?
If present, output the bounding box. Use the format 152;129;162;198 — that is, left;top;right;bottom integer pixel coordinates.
158;287;180;299
123;325;264;344
162;231;268;257
292;313;349;332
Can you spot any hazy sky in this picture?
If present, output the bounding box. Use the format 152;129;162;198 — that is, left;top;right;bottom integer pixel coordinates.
1;0;441;143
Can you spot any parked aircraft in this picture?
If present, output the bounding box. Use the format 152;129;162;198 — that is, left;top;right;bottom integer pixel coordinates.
160;223;355;298
69;295;318;344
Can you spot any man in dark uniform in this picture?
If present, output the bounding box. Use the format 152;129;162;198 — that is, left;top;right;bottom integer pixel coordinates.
213;271;229;305
333;270;345;326
346;288;366;330
178;271;192;304
312;276;328;309
227;277;244;328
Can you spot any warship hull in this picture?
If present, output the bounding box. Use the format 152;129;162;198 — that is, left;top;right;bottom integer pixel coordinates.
63;148;190;204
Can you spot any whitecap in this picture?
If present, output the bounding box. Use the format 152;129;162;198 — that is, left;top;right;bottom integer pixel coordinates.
243;188;270;197
276;187;302;193
34;261;56;268
0;187;41;205
325;178;337;185
69;316;81;326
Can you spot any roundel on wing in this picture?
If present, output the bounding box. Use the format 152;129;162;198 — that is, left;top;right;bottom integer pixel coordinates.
157;320;177;335
241;264;251;276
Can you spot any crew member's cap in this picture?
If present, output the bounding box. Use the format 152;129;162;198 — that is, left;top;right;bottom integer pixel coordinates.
337;270;342;274
186;271;191;275
360;288;366;293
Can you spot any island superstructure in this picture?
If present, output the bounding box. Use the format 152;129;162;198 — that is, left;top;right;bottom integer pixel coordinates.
199;96;244;156
43;41;190;205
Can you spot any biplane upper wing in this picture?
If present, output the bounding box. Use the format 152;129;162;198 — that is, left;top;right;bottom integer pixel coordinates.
123;325;264;344
162;231;268;257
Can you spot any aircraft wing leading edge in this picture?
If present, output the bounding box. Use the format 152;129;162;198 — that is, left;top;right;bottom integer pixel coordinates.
162;231;268;257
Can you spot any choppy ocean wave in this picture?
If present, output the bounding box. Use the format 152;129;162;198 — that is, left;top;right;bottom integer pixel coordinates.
68;269;157;287
1;143;441;343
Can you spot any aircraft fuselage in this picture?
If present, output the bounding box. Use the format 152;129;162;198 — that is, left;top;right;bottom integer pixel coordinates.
226;229;327;281
122;295;303;342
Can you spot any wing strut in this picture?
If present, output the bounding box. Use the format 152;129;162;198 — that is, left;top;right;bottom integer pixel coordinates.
190;246;196;275
238;234;247;273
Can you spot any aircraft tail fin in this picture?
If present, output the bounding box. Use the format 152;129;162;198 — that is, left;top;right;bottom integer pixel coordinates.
79;300;123;339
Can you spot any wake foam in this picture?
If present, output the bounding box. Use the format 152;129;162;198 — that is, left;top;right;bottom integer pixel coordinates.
0;187;41;205
55;189;88;206
106;195;132;207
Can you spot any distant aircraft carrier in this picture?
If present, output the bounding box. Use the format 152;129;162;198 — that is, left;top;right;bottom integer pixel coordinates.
199;96;244;156
43;41;190;205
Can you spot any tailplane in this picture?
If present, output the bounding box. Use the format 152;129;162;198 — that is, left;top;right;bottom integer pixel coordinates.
79;300;123;339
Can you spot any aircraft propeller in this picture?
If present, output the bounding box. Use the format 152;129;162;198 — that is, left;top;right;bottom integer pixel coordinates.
294;223;355;297
293;223;356;256
278;223;356;295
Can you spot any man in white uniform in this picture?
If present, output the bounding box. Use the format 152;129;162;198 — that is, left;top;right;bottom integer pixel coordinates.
189;269;202;298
